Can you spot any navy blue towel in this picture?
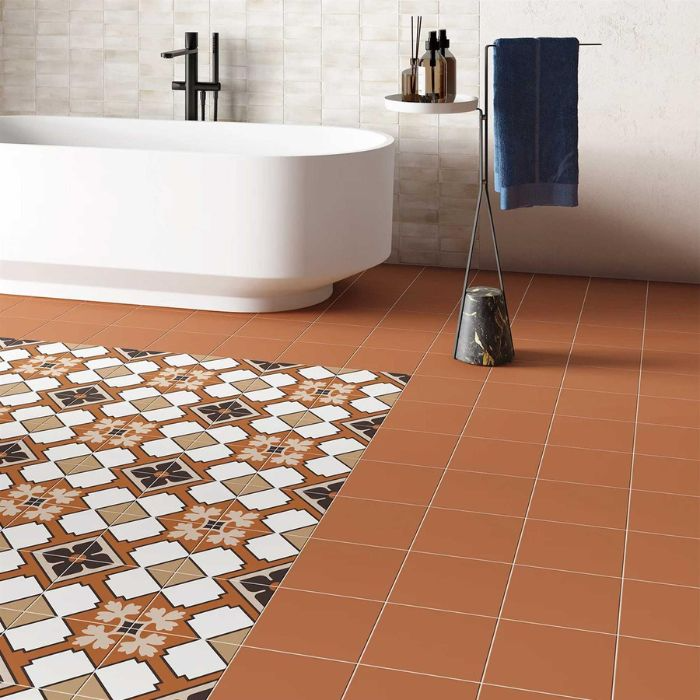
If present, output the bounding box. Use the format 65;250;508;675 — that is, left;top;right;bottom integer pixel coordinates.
493;37;579;210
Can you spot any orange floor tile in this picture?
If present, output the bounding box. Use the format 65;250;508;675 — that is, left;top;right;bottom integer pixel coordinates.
1;264;699;700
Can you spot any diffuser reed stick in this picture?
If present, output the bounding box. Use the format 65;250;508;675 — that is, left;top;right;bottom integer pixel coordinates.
412;15;422;94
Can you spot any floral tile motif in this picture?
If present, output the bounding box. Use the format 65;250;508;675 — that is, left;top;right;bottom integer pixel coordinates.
0;337;407;700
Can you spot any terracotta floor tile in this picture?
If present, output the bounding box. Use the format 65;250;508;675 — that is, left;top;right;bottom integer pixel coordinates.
549;415;635;453
640;370;700;401
32;319;106;344
277;339;356;366
574;323;644;349
620;579;700;645
529;480;629;529
563;364;640;395
645;308;700;334
578;303;645;329
214;335;291;360
299;322;372;346
282;539;405;600
556;388;638;422
245;588;381;661
429;330;458;354
312;496;425;549
485;620;615;700
450;437;544;478
539;445;632;488
362;604;495;681
400;375;483;406
613;636;700;700
211;647;353;700
503;566;621;633
389;551;509;617
636;423;700;460
637;396;700;429
510;319;577;344
349;346;424;374
488;362;567;389
175;310;253;334
632;454;700;496
379;309;450;333
362;428;458;468
464;408;552;444
340;459;442;506
414;508;523;562
0;294;25;312
625;531;700;587
236;317;310;341
382;399;472;434
479;687;574;700
59;301;137;325
88;325;167;350
113;306;191;330
318;304;389;327
346;666;477;700
0;315;47;339
433;471;534;517
569;344;642;373
644;349;700;376
476;383;559;414
416;352;491;380
629;490;700;537
151;329;229;356
517;520;625;576
645;329;700;355
1;297;80;319
363;326;437;353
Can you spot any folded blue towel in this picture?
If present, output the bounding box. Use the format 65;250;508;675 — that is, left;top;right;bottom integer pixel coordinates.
493;37;579;210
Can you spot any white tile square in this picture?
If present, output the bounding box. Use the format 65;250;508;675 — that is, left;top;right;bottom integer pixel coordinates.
191;547;244;577
96;659;159;700
106;568;160;600
164;639;226;679
246;533;298;562
25;649;94;688
163;578;224;607
44;582;100;616
6;617;71;652
188;606;253;639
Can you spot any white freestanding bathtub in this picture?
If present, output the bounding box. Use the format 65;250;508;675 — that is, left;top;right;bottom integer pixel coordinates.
0;116;395;312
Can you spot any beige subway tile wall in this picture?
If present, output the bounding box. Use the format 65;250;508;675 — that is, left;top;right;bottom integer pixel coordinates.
0;0;479;266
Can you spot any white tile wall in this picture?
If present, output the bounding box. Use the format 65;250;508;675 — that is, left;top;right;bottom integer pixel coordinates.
1;0;479;267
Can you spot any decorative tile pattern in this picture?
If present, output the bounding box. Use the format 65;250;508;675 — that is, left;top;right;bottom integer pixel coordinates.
0;337;407;699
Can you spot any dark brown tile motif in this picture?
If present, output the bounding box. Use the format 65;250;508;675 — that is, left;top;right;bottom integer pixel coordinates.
0;337;407;699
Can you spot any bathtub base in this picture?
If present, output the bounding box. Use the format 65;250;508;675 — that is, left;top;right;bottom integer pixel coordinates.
0;262;336;313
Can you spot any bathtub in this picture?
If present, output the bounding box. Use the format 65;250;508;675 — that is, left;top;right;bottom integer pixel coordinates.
0;116;395;312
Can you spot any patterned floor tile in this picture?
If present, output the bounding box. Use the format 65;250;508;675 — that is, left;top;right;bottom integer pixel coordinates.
0;338;407;700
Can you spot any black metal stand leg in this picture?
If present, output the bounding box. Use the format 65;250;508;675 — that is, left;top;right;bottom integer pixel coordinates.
453;107;514;366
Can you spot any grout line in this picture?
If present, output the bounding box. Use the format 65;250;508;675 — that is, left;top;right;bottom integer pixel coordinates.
474;276;592;700
337;272;535;699
610;280;650;699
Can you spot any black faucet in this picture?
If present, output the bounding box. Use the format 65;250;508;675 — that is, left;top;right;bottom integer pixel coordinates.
162;32;221;121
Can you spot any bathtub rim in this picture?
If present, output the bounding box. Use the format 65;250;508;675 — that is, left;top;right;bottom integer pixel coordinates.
0;115;396;159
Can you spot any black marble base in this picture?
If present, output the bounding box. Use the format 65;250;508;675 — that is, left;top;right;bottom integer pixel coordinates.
455;286;515;366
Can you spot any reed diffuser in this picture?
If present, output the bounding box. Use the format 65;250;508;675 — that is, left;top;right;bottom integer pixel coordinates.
401;15;422;101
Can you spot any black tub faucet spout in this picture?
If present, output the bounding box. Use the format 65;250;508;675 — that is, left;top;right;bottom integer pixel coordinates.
162;31;221;121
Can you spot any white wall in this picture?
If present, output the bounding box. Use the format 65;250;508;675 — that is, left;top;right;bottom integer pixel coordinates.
479;0;700;283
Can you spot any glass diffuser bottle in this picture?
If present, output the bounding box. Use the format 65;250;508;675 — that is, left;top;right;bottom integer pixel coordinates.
401;58;419;101
421;30;447;102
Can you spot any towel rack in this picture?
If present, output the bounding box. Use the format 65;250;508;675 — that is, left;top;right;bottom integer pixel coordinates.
453;41;602;363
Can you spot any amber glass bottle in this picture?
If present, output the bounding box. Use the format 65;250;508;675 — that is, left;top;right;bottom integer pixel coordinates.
421;31;447;102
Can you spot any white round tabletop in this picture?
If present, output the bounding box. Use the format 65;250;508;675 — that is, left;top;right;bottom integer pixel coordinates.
384;94;479;114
